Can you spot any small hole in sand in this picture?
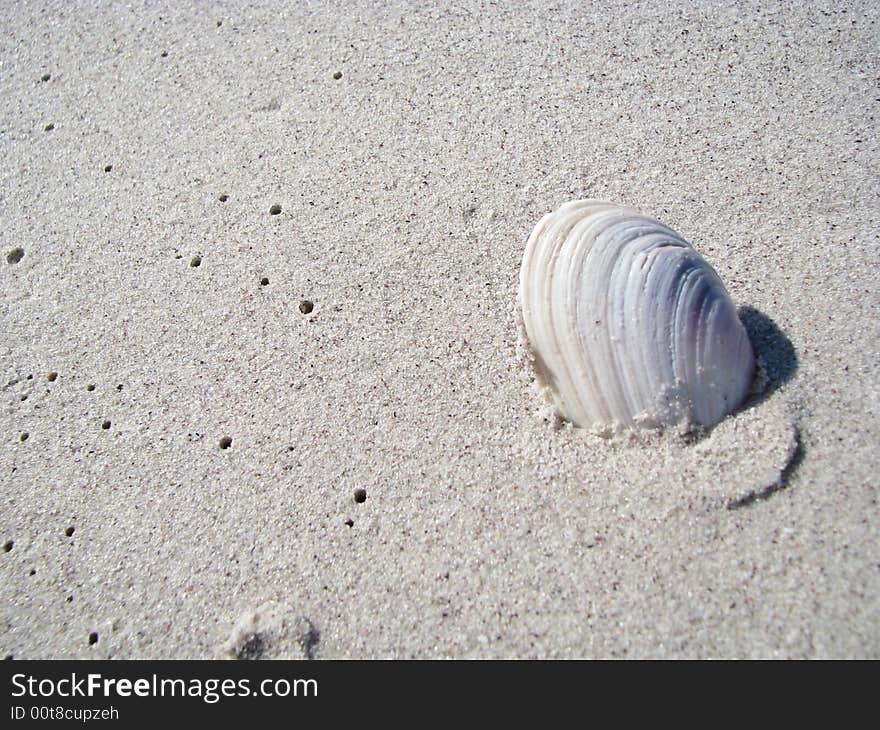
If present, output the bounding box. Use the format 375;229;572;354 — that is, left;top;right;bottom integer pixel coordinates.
47;371;58;382
101;420;111;430
235;633;265;660
190;255;202;267
66;595;73;602
299;300;314;315
65;526;75;537
219;436;233;449
20;394;27;401
88;632;99;646
345;518;354;527
269;204;282;215
6;247;24;265
354;488;367;503
3;541;13;552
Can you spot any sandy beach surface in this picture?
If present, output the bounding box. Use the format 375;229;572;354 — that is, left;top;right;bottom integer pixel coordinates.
1;0;878;658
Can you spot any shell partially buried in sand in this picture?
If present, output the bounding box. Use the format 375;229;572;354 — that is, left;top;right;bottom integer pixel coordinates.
518;200;755;432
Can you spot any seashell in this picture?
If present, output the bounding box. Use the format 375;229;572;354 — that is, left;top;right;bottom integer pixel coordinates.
518;200;755;432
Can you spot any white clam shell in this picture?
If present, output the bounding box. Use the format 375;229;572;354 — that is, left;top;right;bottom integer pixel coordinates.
518;200;755;431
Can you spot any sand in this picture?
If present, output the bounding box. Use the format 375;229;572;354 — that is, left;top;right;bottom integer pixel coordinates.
1;0;877;659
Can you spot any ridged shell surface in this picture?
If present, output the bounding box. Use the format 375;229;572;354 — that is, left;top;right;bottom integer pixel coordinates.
518;200;755;431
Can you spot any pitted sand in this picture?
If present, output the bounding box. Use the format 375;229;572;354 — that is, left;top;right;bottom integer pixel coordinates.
1;1;877;658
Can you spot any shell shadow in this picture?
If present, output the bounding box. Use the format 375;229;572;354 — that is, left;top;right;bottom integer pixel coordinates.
738;306;798;408
725;308;803;508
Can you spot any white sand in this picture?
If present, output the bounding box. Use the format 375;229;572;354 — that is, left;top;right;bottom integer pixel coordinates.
1;0;878;658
